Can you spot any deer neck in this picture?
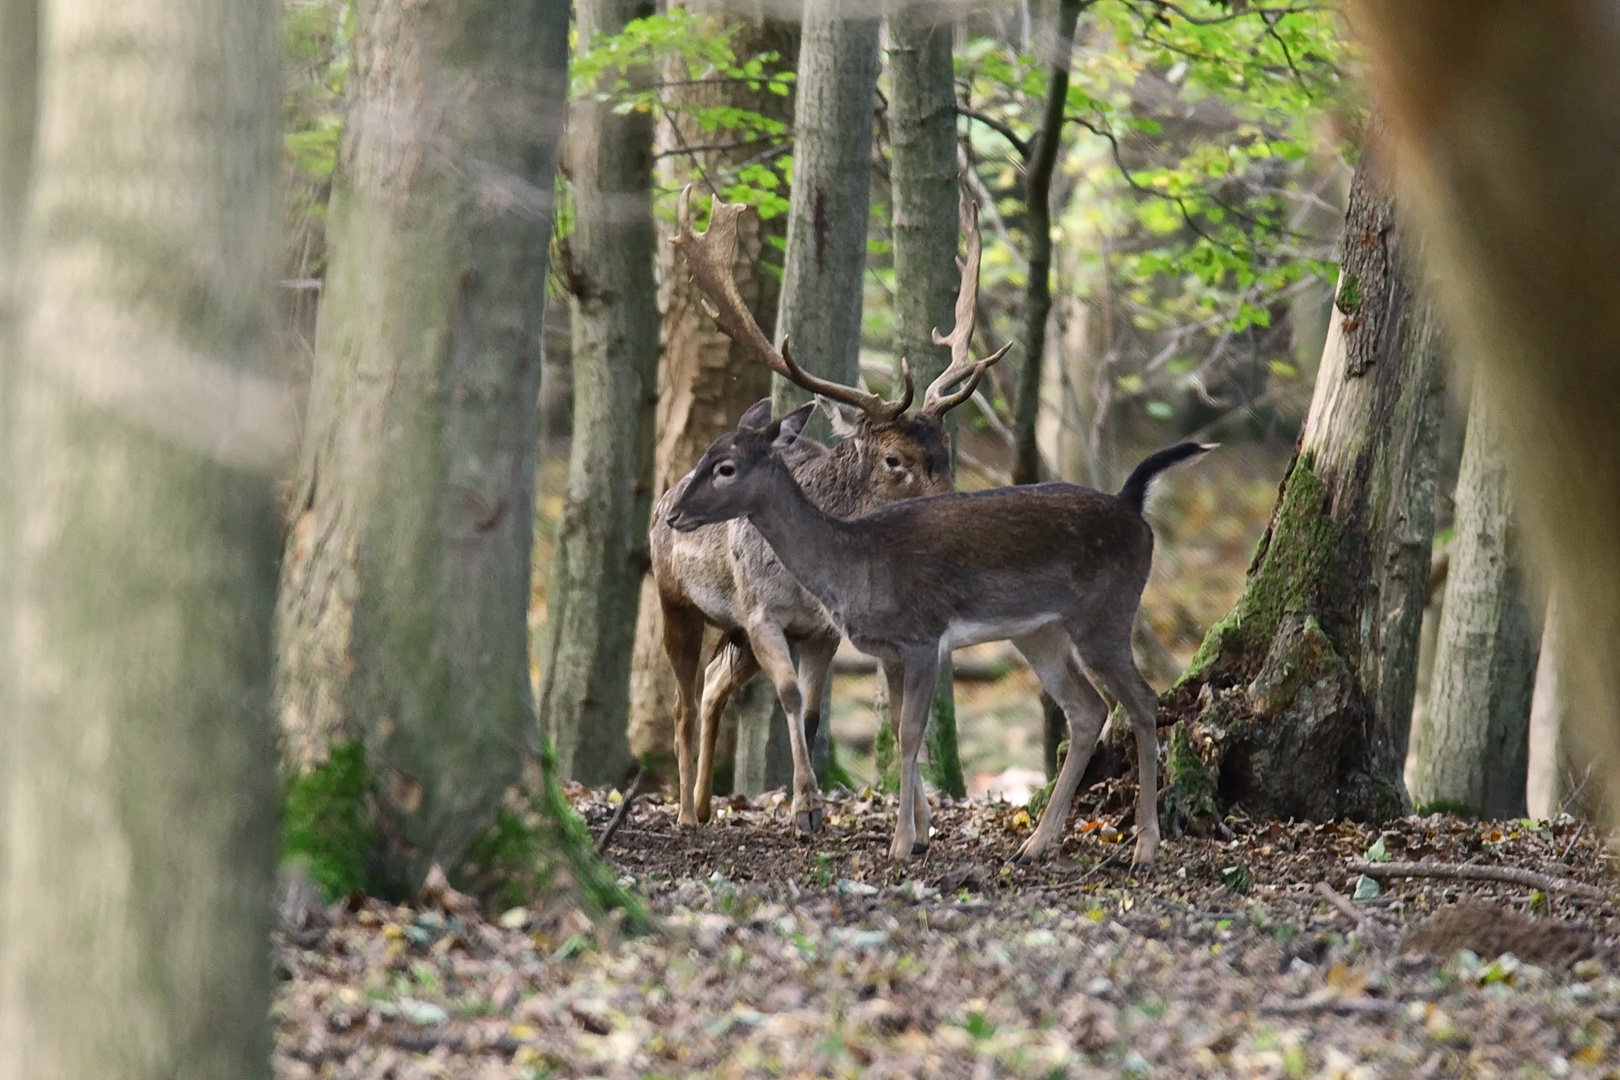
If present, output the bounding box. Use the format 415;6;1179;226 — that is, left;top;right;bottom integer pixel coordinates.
745;458;861;615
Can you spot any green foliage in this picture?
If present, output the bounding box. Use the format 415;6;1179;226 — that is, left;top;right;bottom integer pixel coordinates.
572;9;794;220
282;740;375;901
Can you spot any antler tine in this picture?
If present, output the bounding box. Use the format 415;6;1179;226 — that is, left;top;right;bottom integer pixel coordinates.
922;195;1009;418
672;186;906;423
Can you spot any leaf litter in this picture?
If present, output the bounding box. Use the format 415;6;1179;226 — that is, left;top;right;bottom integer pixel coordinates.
274;785;1620;1078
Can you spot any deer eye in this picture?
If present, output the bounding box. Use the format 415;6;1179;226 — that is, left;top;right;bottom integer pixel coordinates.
715;462;737;478
884;455;902;470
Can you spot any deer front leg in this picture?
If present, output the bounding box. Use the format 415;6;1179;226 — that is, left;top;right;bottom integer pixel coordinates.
746;620;823;835
695;638;758;823
661;603;707;827
1013;628;1107;862
792;635;839;833
890;653;939;861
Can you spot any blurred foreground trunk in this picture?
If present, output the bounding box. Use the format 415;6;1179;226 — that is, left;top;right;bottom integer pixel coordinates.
276;0;587;898
1408;384;1537;818
886;8;965;798
626;8;794;787
746;0;880;789
536;0;659;786
1350;1;1620;827
0;0;282;1074
1159;145;1445;824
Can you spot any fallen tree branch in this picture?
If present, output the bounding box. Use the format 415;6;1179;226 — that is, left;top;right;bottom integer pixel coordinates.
1314;881;1397;947
595;767;647;854
1345;860;1607;901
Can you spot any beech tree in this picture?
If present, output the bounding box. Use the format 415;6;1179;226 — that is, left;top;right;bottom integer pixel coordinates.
0;0;283;1073
1161;142;1445;823
1408;385;1537;818
536;0;659;786
275;0;590;897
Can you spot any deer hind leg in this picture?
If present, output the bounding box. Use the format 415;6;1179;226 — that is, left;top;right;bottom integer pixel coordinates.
1077;628;1162;865
890;652;940;861
790;634;838;833
879;658;929;843
744;620;823;835
663;603;707;828
1012;624;1109;863
695;634;758;824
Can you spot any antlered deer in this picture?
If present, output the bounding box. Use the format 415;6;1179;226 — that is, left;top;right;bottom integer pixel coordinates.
651;190;1008;833
666;405;1209;864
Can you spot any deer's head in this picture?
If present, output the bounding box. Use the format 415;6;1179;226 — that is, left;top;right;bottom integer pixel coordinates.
672;187;1009;507
667;398;814;532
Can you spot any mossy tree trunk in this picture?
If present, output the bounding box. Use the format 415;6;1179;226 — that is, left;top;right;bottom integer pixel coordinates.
886;9;966;798
0;0;281;1073
276;0;578;897
1162;143;1446;824
1409;383;1537;817
535;0;660;786
748;0;879;787
626;8;796;786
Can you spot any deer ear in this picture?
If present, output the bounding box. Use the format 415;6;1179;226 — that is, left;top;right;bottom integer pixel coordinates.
737;397;774;432
817;395;863;439
770;401;816;450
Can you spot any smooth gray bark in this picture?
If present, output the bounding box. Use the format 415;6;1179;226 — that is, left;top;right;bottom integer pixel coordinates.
1528;595;1571;819
536;0;659;786
1410;384;1538;817
885;10;965;797
276;0;572;893
0;0;282;1074
744;0;879;788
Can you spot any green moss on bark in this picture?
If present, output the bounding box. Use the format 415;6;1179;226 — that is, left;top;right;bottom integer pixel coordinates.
1164;721;1218;834
281;740;376;900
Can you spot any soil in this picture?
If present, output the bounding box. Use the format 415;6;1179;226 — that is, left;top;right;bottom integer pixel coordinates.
274;787;1620;1079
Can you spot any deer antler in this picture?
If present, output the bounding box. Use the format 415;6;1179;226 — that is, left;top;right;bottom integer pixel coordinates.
673;186;913;424
921;194;1013;419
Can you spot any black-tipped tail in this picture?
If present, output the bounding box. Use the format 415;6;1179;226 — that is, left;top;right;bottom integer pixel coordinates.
1116;442;1216;513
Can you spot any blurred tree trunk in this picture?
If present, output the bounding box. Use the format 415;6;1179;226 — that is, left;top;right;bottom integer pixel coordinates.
1011;0;1081;487
1409;384;1537;817
1527;596;1573;819
535;0;660;786
0;0;35;286
626;8;795;787
276;0;575;896
0;0;282;1073
1351;1;1620;828
1162;143;1446;823
884;8;965;797
747;0;879;788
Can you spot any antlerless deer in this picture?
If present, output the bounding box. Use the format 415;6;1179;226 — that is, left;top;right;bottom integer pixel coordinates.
668;201;1209;863
650;190;1008;834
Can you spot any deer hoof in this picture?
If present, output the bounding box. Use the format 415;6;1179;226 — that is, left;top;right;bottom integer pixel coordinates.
911;841;929;856
676;814;699;829
794;808;824;834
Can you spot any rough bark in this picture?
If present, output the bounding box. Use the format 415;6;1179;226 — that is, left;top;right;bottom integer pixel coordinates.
1162;144;1445;823
887;9;965;798
626;9;795;783
1011;0;1082;487
0;0;281;1074
747;0;879;787
1350;1;1620;827
535;0;660;786
276;0;572;895
1409;383;1537;817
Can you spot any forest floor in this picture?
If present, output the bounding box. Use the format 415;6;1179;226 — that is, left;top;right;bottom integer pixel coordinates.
274;787;1620;1080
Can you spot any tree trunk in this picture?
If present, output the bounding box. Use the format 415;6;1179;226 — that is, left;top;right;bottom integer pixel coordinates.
747;0;879;788
1162;143;1446;823
1408;383;1537;817
626;9;795;784
0;0;35;284
1011;0;1082;487
887;9;965;798
535;0;660;786
276;0;574;896
1527;595;1572;819
1350;1;1620;828
0;0;281;1073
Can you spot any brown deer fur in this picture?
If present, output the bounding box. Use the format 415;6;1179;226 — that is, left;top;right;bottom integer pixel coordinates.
668;416;1210;863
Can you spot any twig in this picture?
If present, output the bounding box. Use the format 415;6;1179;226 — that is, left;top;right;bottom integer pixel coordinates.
1313;881;1397;947
1561;822;1587;864
1345;860;1607;901
1262;994;1400;1017
956;103;1032;162
595;768;648;854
